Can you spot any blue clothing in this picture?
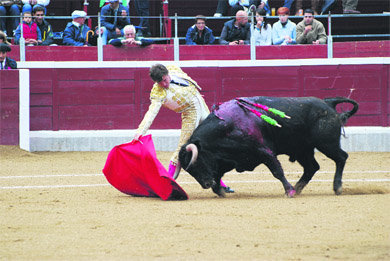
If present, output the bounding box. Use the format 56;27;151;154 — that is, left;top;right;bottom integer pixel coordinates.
0;4;21;34
109;37;153;47
185;25;215;45
14;21;42;45
272;20;296;45
63;22;91;46
101;4;130;32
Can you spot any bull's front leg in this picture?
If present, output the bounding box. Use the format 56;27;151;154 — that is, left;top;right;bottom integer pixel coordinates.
263;154;296;198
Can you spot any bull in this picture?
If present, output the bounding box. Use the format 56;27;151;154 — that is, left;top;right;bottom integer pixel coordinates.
176;96;359;197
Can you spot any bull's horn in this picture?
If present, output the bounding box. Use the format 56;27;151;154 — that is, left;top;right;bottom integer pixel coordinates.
173;161;181;180
185;143;198;170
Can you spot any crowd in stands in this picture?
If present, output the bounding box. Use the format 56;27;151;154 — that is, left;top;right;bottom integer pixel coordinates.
0;0;367;51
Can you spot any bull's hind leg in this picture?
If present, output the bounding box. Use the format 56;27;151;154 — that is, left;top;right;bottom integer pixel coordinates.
295;150;320;195
317;143;348;195
263;153;295;198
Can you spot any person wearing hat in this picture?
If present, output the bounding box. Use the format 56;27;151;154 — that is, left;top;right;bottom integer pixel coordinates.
0;43;17;70
272;7;296;45
100;0;130;45
63;10;91;46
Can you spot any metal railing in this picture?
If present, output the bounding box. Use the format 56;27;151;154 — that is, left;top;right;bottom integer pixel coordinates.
2;12;389;62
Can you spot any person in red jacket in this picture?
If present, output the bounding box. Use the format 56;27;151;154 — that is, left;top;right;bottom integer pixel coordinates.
14;11;42;45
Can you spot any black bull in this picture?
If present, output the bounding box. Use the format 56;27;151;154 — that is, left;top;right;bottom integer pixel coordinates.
177;96;359;197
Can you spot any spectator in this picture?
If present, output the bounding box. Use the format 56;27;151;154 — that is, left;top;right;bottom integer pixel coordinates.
219;10;251;45
32;5;54;45
272;7;296;45
253;8;272;46
133;0;151;37
133;64;234;193
185;15;215;45
109;24;152;47
342;0;360;14
101;0;130;45
0;43;17;69
0;30;11;44
21;0;49;14
63;10;91;46
214;0;295;17
0;0;22;36
294;0;336;16
14;11;42;45
296;9;326;45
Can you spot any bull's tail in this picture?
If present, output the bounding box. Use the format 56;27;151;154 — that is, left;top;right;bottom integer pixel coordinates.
324;97;359;124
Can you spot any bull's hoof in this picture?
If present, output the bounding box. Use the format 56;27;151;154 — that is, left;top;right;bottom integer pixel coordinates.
224;186;235;193
294;182;306;195
334;186;343;195
218;187;226;198
286;189;296;198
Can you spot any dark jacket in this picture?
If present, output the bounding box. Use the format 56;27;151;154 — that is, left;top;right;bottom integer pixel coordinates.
219;19;251;45
185;25;215;45
63;22;91;46
37;19;54;46
2;57;17;69
101;4;130;32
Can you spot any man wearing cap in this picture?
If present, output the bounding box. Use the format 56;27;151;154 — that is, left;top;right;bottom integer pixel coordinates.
63;10;91;46
101;0;130;45
272;7;296;45
0;43;17;70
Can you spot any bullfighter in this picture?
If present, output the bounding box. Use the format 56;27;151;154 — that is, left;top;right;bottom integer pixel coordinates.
133;64;234;193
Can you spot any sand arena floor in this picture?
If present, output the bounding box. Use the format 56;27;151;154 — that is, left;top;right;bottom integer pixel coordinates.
1;146;389;260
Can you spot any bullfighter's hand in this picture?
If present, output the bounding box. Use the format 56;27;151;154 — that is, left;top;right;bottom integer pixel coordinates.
132;134;143;144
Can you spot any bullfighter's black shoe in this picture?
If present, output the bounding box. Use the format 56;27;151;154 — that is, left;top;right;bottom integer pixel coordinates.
224;186;235;193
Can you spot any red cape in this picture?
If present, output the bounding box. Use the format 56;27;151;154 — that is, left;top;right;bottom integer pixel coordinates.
102;135;188;200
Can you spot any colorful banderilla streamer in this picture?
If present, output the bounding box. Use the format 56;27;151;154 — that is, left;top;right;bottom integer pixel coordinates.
236;98;291;128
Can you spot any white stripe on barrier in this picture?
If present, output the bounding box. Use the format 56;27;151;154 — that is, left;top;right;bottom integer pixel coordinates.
1;178;389;190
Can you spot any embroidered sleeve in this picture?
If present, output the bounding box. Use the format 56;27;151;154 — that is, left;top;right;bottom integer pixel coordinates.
136;84;166;135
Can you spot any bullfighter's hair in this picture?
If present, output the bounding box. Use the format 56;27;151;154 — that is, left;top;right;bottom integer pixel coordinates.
150;64;169;83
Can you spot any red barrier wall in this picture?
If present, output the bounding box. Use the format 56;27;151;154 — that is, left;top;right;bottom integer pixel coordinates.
1;64;389;145
0;70;19;145
7;41;390;62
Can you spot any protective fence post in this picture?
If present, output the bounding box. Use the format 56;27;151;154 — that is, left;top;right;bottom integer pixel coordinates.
174;13;179;61
97;12;103;62
327;12;333;59
19;15;25;62
250;11;256;61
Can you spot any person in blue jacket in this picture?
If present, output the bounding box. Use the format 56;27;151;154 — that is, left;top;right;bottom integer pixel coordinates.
185;15;215;45
63;10;91;46
101;0;130;45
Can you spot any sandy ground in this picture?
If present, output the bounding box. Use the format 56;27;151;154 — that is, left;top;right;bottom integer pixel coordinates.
1;146;389;260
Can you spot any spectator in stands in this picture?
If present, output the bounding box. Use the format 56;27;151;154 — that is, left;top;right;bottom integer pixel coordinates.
185;15;215;45
133;0;151;37
214;0;294;17
0;43;17;69
0;0;22;36
101;0;130;45
109;24;152;47
294;0;336;16
272;7;296;45
22;0;49;14
32;5;53;45
219;10;251;45
342;0;360;14
296;9;326;45
14;11;42;45
63;10;91;46
133;64;234;193
0;30;11;44
253;8;272;45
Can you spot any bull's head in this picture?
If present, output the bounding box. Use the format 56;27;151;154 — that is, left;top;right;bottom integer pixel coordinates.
178;142;217;190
